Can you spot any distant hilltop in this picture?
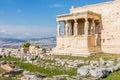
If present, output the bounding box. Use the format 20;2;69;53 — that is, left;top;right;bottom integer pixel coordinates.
0;38;27;43
0;37;56;49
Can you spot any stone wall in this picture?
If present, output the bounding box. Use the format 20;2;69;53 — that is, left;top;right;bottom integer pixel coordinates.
57;36;88;49
54;36;91;56
70;0;120;54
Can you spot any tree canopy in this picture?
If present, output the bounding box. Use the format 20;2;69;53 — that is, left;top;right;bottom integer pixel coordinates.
35;45;41;49
22;42;31;48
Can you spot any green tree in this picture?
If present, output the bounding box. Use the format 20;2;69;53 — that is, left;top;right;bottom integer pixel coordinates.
35;45;41;49
22;42;31;48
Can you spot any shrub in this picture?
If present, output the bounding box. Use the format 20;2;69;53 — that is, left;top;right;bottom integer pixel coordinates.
35;45;41;49
22;42;31;48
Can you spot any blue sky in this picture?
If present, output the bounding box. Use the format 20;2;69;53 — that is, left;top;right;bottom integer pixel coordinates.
0;0;111;39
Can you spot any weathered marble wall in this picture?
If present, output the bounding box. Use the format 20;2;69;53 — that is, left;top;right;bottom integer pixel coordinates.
70;0;120;54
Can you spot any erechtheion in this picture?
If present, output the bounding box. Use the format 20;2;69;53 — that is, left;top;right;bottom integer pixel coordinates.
53;0;120;56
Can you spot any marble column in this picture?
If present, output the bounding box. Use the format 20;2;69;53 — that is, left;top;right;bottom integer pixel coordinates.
92;19;95;35
64;24;66;36
57;21;61;36
69;22;72;36
98;21;101;34
84;18;89;36
74;19;78;36
65;21;69;36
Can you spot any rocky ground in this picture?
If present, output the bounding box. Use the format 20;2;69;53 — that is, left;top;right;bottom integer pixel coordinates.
0;50;120;80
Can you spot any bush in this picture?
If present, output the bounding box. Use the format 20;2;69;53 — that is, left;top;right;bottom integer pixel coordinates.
35;45;41;49
22;42;31;48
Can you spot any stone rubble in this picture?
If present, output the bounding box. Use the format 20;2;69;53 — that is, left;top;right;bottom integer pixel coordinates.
0;48;120;80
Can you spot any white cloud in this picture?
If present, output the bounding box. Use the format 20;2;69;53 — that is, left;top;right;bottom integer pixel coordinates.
0;28;15;38
0;24;56;38
0;28;14;35
51;4;64;8
16;9;22;13
23;32;31;36
0;29;6;33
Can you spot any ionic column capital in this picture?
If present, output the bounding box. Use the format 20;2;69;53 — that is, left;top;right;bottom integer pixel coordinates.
74;19;78;23
65;20;68;24
85;18;88;23
92;19;95;25
57;21;60;25
91;18;94;22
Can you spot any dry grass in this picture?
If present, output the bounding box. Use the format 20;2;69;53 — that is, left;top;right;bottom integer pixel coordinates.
53;52;120;61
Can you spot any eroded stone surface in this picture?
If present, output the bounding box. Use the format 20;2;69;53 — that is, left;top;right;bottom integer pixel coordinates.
53;0;120;56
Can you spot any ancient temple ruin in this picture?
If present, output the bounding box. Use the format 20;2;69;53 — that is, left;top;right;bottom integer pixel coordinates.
53;0;120;56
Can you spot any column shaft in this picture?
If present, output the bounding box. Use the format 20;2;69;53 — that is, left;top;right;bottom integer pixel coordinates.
92;19;95;35
74;19;78;36
64;25;66;36
57;21;61;36
70;24;72;36
84;18;89;36
65;21;69;36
